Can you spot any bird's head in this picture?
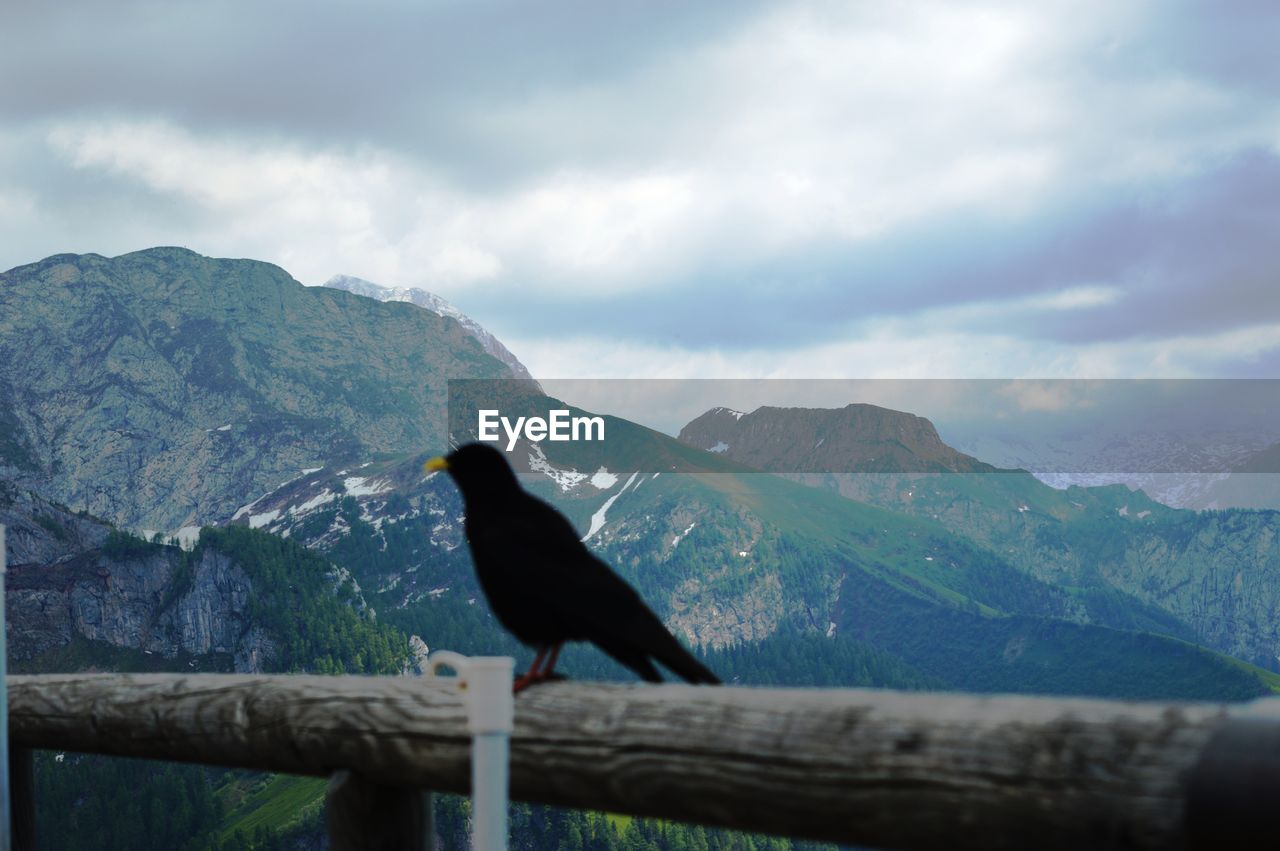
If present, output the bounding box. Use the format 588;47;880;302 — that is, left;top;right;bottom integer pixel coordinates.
424;442;521;504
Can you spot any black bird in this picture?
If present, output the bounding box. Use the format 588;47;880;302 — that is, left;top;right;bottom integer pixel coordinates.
425;443;719;691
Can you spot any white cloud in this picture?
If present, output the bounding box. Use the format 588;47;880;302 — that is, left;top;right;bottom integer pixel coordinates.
46;121;408;277
42;120;708;293
860;285;1125;338
1029;286;1121;311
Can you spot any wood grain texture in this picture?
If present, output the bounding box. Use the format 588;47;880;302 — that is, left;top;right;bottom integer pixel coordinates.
8;674;1274;850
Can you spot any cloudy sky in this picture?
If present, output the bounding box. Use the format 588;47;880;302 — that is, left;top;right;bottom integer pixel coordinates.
4;0;1279;381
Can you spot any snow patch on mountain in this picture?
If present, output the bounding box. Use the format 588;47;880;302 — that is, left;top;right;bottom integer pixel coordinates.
172;525;201;550
344;475;391;497
249;509;280;529
528;443;588;491
293;490;337;515
583;472;639;542
590;468;619;489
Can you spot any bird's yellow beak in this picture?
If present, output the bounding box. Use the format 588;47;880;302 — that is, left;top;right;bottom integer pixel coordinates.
424;456;449;473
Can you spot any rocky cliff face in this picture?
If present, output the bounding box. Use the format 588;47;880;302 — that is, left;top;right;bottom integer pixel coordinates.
0;481;108;564
8;546;273;672
0;248;514;531
3;488;273;672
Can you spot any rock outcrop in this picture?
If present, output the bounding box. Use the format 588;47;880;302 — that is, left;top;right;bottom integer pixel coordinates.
7;546;273;671
3;488;273;671
679;404;995;474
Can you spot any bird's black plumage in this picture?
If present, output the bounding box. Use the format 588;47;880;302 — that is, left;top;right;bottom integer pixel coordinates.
429;443;719;687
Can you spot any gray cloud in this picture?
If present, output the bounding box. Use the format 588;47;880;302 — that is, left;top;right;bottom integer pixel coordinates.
4;1;1280;378
2;0;766;189
1120;1;1280;96
454;150;1280;350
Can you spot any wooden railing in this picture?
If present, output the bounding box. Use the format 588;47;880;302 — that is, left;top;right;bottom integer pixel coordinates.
7;673;1280;850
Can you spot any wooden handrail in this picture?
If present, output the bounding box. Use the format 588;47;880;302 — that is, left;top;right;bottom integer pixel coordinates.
8;673;1280;850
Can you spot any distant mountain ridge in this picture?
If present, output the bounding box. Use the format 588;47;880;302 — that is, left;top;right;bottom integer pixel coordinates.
214;395;1279;701
322;274;538;385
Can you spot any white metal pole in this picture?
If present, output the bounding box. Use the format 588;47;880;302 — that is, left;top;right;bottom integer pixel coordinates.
427;652;514;851
465;658;513;851
1;524;11;851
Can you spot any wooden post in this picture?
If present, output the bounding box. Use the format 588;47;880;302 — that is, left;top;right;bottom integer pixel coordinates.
326;770;433;851
6;673;1280;850
1186;708;1280;847
6;751;31;851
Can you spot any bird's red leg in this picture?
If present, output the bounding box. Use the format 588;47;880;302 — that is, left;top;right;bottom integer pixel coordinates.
513;646;549;694
542;643;563;678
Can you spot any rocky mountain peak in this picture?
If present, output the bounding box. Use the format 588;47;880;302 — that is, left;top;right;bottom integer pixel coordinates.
678;402;995;474
321;274;539;385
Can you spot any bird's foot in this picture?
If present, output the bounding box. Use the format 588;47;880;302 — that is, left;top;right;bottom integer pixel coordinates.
512;670;569;694
512;671;543;694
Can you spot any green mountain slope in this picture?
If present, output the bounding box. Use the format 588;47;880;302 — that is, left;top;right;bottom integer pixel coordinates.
678;403;1280;671
0;248;515;530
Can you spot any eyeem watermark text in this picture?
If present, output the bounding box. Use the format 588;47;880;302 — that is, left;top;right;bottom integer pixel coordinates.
478;409;605;451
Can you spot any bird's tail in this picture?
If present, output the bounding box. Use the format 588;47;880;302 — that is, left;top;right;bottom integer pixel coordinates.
647;624;720;685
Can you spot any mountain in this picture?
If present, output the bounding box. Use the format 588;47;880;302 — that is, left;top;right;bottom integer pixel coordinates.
679;403;1280;670
0;248;517;531
4;245;1275;688
679;404;995;473
322;274;538;384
